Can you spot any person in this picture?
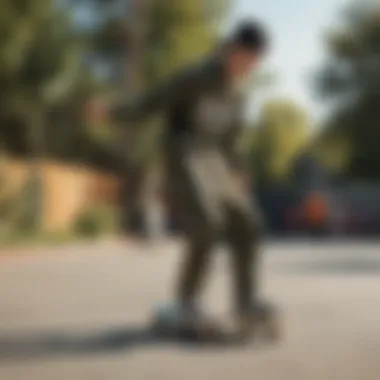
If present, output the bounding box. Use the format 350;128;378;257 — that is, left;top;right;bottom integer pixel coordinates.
108;20;272;335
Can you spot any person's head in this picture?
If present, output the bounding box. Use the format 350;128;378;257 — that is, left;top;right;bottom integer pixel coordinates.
225;20;269;79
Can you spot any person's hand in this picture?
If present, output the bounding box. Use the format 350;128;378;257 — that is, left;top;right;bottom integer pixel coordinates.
84;99;110;123
235;172;251;190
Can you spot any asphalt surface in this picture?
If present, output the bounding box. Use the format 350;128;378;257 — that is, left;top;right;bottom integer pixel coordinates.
0;240;380;380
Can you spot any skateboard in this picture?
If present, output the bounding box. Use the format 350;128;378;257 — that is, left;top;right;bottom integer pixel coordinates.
150;305;282;345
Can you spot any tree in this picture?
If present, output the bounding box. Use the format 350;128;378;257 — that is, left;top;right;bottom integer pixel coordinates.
0;0;99;157
317;1;380;180
0;0;126;171
250;98;311;186
144;0;227;82
0;0;123;235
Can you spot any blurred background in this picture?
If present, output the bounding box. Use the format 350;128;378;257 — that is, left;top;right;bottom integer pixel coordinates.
1;1;380;379
1;0;380;246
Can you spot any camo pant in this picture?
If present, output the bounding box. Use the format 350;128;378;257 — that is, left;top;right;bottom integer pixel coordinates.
165;148;263;315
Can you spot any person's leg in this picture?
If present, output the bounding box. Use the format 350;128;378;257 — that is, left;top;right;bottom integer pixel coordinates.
225;202;263;318
161;147;222;326
176;226;217;311
225;199;280;339
227;204;279;339
173;150;224;312
165;175;219;319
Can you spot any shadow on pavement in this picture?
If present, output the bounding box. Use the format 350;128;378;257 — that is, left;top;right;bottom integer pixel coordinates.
0;325;247;361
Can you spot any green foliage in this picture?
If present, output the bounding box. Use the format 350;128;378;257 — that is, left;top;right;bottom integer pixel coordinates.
251;98;311;186
0;0;122;175
74;205;117;237
11;170;44;233
311;121;352;173
318;1;380;179
145;0;226;83
0;169;44;241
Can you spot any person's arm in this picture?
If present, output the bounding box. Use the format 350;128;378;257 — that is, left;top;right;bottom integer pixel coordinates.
111;64;203;124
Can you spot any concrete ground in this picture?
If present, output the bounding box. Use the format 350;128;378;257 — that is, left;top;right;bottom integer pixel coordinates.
0;240;380;380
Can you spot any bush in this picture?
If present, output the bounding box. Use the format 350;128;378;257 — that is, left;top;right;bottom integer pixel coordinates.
0;170;43;237
15;171;43;233
74;205;117;238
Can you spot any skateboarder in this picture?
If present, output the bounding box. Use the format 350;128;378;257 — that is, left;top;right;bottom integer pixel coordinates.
110;20;274;337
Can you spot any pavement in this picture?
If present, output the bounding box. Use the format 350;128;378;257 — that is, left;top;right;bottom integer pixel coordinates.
0;240;380;380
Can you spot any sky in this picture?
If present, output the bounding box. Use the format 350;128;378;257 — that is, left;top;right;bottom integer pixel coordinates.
227;0;349;122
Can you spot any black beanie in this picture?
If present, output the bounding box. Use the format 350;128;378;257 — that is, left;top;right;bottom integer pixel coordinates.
231;20;269;53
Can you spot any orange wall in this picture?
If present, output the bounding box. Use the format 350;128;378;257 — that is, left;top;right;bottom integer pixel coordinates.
1;160;121;232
